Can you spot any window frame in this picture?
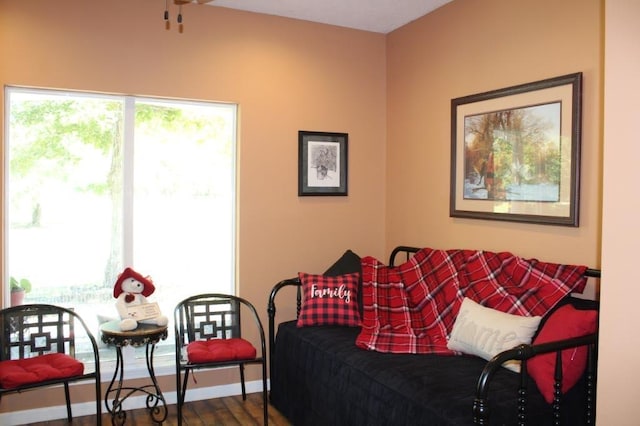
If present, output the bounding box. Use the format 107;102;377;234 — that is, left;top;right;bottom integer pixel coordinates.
3;86;238;368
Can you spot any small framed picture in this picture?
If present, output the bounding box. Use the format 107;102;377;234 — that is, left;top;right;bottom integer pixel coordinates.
298;130;348;196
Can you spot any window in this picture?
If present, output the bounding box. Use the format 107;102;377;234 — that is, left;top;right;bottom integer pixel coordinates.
4;87;237;360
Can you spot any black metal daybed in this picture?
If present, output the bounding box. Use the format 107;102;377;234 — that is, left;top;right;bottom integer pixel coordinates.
267;246;600;425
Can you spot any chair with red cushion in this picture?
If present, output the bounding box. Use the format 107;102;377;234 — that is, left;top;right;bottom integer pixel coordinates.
174;294;267;425
0;304;101;425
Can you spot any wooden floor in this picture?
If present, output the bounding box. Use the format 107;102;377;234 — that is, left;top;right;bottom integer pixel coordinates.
24;393;292;426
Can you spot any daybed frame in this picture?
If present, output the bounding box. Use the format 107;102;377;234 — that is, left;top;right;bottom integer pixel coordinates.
267;246;600;425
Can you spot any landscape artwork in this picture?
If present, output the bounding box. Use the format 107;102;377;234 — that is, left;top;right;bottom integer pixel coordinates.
463;102;561;202
450;73;582;226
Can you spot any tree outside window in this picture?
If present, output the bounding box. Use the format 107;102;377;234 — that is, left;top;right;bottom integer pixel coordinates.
5;88;236;359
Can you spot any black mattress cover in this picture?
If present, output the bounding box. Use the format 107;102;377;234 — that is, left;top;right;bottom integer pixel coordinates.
270;321;590;426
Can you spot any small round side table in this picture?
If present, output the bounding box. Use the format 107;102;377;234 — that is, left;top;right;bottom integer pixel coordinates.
100;320;168;425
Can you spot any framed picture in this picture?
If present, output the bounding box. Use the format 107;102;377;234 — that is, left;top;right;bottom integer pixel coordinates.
298;130;348;196
450;72;582;226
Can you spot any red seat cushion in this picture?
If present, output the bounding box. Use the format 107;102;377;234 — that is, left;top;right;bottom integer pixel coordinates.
0;353;84;389
187;338;257;364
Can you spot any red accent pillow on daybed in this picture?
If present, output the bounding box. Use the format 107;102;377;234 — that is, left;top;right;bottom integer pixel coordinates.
528;304;598;403
0;353;84;389
187;338;257;363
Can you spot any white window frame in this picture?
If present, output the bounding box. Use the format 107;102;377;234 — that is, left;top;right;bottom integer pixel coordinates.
4;86;238;374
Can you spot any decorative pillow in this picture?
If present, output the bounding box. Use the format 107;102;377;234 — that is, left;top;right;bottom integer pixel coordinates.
323;249;363;317
528;304;598;403
447;297;542;371
296;272;361;327
323;249;362;276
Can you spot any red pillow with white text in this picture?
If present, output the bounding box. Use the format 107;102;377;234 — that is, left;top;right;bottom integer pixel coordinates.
296;272;361;327
528;304;598;403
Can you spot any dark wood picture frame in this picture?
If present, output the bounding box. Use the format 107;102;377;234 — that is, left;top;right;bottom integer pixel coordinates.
298;130;348;196
450;72;582;226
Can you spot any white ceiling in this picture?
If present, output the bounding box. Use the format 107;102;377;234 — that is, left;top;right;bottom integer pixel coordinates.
205;0;453;34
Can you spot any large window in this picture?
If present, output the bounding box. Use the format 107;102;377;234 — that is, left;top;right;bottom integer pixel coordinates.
4;87;237;358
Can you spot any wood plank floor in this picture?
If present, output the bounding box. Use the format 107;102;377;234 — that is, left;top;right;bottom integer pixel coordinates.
24;393;292;426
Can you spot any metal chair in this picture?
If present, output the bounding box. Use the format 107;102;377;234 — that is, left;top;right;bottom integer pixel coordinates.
174;293;268;425
0;304;102;425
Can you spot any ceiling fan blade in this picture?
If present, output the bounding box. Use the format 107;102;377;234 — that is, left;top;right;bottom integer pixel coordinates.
173;0;215;4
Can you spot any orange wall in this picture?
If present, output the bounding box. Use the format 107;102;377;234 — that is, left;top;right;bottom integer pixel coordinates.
0;0;607;419
0;0;387;413
0;0;389;294
386;0;602;272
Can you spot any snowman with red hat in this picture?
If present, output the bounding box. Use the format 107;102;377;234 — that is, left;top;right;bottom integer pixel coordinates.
113;267;168;331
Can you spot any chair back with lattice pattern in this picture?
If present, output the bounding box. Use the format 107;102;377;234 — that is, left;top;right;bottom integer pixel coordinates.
176;295;244;349
0;304;78;361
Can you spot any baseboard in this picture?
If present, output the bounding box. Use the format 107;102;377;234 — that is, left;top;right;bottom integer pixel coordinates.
0;379;269;426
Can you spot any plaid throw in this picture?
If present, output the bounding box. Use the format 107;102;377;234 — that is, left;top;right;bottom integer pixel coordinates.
356;248;588;354
462;250;588;316
356;256;452;354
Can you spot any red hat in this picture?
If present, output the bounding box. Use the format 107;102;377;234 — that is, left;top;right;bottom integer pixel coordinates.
113;267;155;298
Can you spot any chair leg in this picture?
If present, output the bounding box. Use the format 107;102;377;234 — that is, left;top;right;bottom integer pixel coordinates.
95;375;102;426
176;370;182;426
239;364;247;400
63;382;72;422
177;369;190;426
262;361;268;425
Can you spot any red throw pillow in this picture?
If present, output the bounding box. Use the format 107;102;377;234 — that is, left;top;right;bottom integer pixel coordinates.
0;353;84;389
187;338;257;363
296;272;361;327
528;305;598;403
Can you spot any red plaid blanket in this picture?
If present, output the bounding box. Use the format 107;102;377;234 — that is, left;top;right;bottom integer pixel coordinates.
356;248;588;354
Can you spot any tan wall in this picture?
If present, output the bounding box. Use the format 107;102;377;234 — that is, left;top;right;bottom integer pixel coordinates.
0;0;612;420
599;0;640;423
386;0;602;272
0;0;387;414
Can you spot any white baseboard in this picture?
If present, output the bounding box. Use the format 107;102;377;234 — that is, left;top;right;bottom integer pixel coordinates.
0;379;269;426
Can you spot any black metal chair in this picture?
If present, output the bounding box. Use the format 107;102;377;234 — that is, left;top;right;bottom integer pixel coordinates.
174;293;268;425
0;304;102;425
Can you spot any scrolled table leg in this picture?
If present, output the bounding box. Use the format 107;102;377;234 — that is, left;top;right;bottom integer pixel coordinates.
145;342;168;423
105;347;125;414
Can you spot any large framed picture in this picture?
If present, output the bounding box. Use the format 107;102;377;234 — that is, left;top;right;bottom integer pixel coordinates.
298;130;348;196
450;73;582;226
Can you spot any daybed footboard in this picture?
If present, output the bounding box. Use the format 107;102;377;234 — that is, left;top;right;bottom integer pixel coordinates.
474;267;601;426
474;333;598;425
